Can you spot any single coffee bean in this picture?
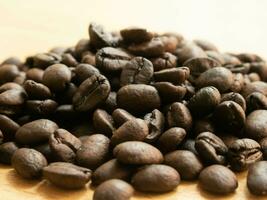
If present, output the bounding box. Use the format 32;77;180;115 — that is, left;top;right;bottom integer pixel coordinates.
49;129;81;163
43;64;72;92
76;134;110;169
181;139;198;155
164;150;203;180
26;99;58;115
199;165;238;194
131;164;180;192
188;86;221;118
196;67;234;92
236;53;263;63
15;119;58;145
1;57;22;67
95;47;131;74
81;51;96;66
0;82;24;93
230;73;245;93
150;52;177;72
167;102;192;131
245;110;267;139
228;138;262;171
221;92;246;111
120;57;153;86
241;81;267;97
154;67;190;85
120;27;153;43
74;64;100;84
193;118;215;136
93;179;134;200
61;53;78;67
43;162;92;189
111;118;148;146
23;80;52;100
93;109;115;137
195;132;228;165
247;161;267;195
158;127;186;153
250;62;267;81
0;64;20;84
0;114;20;141
0;142;19;164
12;148;47;179
159;35;179;53
32;53;61;69
92;159;134;185
246;92;267;113
34;143;54;163
222;53;241;65
260;137;267;160
194;39;218;51
113;141;163;165
225;63;251;74
117;84;161;114
103;91;117;113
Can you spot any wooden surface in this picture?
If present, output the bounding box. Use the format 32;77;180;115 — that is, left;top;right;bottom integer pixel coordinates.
0;0;267;199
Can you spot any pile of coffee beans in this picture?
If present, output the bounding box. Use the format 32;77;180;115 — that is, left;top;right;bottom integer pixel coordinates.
1;23;267;198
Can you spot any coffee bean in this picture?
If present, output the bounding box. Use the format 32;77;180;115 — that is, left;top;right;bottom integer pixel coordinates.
245;110;267;139
0;82;24;93
221;92;246;111
0;114;20;141
260;137;267;160
181;139;198;155
34;143;54;163
12;148;47;179
32;53;61;69
164;150;203;180
154;67;190;84
93;109;115;137
112;108;135;127
194;40;218;51
193;118;215;136
43;162;91;189
117;84;161;114
23;80;52;100
81;51;96;66
247;161;267;195
0;64;20;84
103;91;117;113
1;57;22;67
131;164;180;192
74;39;90;59
73;74;110;112
199;165;238;194
113;141;163;165
222;53;241;65
26;99;58;115
93;179;134;200
230;73;245;92
246;92;267;113
159;35;179;53
74;64;99;84
241;81;267;97
250;62;267;81
0;142;19;164
120;57;153;86
121;27;153;43
61;53;78;67
150;52;177;71
228;138;262;171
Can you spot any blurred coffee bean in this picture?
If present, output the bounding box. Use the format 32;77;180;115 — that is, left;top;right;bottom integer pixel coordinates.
245;110;267;139
93;109;115;137
246;92;267;113
32;53;61;69
150;52;177;71
120;27;153;43
221;92;246;111
0;142;19;164
154;67;189;84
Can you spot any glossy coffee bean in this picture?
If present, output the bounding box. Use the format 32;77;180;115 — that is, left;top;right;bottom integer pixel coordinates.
221;92;246;111
246;92;267;113
0;64;20;84
245;110;267;139
0;114;20;141
74;64;99;84
32;53;61;69
230;73;245;93
61;53;78;67
0;142;19;164
103;91;117;113
154;67;190;85
193;118;215;136
26;99;58;115
120;27;153;43
112;108;135;127
150;52;177;72
93;109;115;137
24;80;52;100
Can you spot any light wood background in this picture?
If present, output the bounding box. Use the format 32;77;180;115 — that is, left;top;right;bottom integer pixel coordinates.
0;0;267;199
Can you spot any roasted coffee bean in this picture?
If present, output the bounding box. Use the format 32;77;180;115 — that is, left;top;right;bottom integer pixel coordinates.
112;108;135;127
81;51;96;66
113;141;163;165
0;82;24;93
154;67;190;84
159;35;179;53
222;53;241;65
196;67;234;92
195;132;228;164
246;92;267;113
194;39;218;51
117;84;161;114
55;83;78;104
111;118;148;146
150;52;177;71
95;47;131;74
15;119;58;145
188;86;221;118
13;71;26;85
184;57;219;77
1;57;22;67
34;143;54;163
199;165;238;194
12;148;47;179
228;138;262;171
61;53;78;67
76;134;110;169
32;53;61;69
120;27;153;43
181;139;198;155
250;62;267;81
193;118;215;136
0;64;20;84
93;109;115;137
131;164;180;192
167;102;192;131
93;179;134;200
164;150;203;180
26;99;58;115
241;81;267;97
43;64;72;92
205;50;225;65
24;80;52;100
0;142;19;164
0;114;20;141
221;92;246;111
213;101;246;133
128;37;164;57
49;129;81;163
73;74;110;112
103;91;117;113
92;159;134;185
230;73;245;93
225;63;251;74
158;128;186;153
43;162;91;189
74;39;90;59
260;137;267;160
247;161;267;195
120;57;154;86
245;110;267;139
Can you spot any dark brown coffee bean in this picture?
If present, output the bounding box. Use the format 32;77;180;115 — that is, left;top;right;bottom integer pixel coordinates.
95;47;131;74
61;53;78;67
103;91;117;113
113;141;163;165
154;67;190;84
131;164;180;192
225;63;251;74
76;134;110;169
181;139;198;155
167;102;192;131
158;127;186;153
111;118;148;146
164;150;203;180
0;114;20;141
34;143;54;163
260;137;267;160
128;37;164;57
228;138;262;171
199;165;238;194
81;51;96;66
26;67;44;83
32;53;61;69
0;142;19;164
12;148;47;179
93;179;134;200
230;73;245;93
246;92;267;113
188;86;221;118
74;39;90;59
49;129;81;163
92;159;134;185
0;82;24;93
120;57;153;86
93;109;115;137
159;35;179;53
213;101;246;133
150;52;177;71
0;64;20;84
15;119;58;145
112;108;135;127
241;81;267;97
193;118;215;136
250;62;267;81
43;162;91;189
196;67;234;92
245;110;267;139
120;27;153;43
26;99;58;115
195;132;228;164
194;39;218;51
117;84;161;114
24;80;52;100
221;92;246;111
